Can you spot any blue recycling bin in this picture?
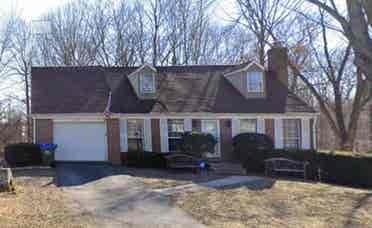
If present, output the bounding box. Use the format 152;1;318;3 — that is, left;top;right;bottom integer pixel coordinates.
39;144;57;166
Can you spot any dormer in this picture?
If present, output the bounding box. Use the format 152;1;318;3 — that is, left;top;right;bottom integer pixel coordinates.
224;61;266;99
127;64;157;99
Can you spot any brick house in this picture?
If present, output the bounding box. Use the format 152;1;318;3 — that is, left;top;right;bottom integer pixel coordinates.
31;44;318;165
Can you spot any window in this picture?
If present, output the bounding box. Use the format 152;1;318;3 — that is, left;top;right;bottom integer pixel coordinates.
140;73;155;93
127;119;144;151
168;119;184;152
283;119;301;149
240;119;257;133
247;71;264;92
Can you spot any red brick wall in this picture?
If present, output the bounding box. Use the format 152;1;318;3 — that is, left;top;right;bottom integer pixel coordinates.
265;119;275;144
192;119;201;132
106;119;121;165
220;119;234;161
151;119;161;152
35;119;53;144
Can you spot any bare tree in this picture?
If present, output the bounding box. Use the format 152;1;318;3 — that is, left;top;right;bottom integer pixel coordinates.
0;13;14;81
40;0;97;65
306;0;372;83
0;99;24;153
288;11;371;150
236;0;303;65
8;17;33;142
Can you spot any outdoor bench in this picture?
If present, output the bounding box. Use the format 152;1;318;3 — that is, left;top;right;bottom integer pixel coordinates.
163;153;205;173
264;157;309;179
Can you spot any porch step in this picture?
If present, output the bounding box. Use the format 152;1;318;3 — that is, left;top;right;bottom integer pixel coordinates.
209;162;246;175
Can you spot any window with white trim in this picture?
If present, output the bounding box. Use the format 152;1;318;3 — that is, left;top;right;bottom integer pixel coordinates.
140;73;155;93
240;119;257;133
247;71;264;92
127;119;144;151
168;119;184;152
283;119;301;149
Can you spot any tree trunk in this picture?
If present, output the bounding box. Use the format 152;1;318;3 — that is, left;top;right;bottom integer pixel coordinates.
337;133;355;151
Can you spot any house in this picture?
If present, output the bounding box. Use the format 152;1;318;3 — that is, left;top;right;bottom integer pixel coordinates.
31;44;318;164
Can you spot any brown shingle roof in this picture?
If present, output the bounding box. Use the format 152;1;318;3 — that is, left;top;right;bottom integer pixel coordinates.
31;65;315;114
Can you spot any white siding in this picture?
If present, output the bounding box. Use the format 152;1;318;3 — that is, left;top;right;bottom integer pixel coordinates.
313;118;317;149
301;118;311;149
257;118;265;134
144;119;152;152
160;118;169;152
184;118;192;132
231;118;240;138
274;119;283;149
120;119;128;152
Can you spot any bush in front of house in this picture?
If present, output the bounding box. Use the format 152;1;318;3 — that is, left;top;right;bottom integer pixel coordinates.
179;131;218;158
240;147;372;188
232;133;274;161
4;143;42;167
125;150;167;168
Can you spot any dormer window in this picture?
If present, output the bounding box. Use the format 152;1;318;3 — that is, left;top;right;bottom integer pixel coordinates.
247;71;264;93
140;73;155;93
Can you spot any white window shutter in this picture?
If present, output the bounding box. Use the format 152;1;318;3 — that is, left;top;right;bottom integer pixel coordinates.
313;118;317;149
301;118;311;149
160;119;169;152
231;118;240;138
144;119;152;152
184;118;192;132
120;119;128;152
257;118;265;134
274;119;283;149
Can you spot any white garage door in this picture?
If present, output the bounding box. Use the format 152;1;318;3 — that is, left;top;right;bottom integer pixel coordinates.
54;121;107;161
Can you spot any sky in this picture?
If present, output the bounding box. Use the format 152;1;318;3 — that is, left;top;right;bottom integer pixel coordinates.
2;0;236;21
1;0;71;19
1;0;345;21
0;0;346;102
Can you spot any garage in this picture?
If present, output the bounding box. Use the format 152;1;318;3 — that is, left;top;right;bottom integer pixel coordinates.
53;121;107;162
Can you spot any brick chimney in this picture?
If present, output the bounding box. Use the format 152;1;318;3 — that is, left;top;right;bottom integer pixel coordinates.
268;41;289;87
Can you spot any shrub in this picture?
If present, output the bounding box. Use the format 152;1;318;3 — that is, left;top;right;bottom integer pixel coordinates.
232;133;274;161
125;150;167;168
316;152;372;188
241;149;372;188
179;131;217;158
4;143;42;167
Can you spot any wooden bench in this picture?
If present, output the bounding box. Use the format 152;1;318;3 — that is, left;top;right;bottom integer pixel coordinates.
163;153;205;173
264;158;309;179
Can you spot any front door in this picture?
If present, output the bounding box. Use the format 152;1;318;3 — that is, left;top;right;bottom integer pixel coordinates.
201;120;220;158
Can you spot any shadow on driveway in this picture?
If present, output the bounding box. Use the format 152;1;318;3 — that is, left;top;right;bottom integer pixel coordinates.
55;163;130;187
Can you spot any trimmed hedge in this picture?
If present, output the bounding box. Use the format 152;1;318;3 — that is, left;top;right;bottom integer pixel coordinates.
242;149;372;188
179;131;217;158
125;150;167;168
233;133;274;161
5;143;42;167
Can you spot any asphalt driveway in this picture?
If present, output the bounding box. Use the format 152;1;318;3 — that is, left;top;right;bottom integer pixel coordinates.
56;163;205;228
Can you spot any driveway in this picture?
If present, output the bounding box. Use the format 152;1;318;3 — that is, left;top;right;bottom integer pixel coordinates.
56;163;205;228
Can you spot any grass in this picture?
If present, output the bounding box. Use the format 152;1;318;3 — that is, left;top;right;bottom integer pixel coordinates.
0;167;96;228
173;179;372;228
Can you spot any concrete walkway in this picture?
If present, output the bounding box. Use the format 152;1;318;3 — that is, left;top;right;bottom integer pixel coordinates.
155;175;265;195
57;164;205;228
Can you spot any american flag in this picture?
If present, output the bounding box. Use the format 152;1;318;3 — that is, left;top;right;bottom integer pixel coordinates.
104;91;112;118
